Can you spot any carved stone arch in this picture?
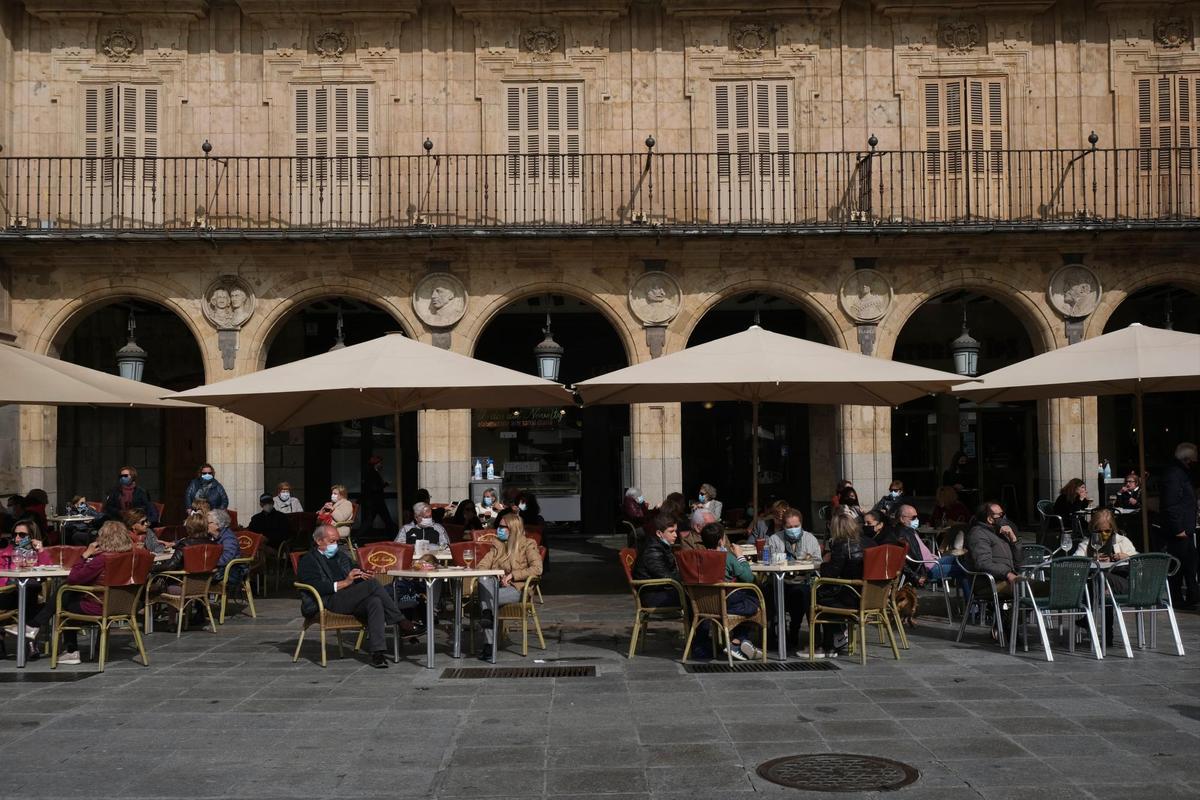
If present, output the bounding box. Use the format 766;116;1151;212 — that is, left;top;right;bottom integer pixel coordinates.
1084;263;1200;337
672;278;847;355
874;271;1058;360
461;281;638;367
245;279;419;371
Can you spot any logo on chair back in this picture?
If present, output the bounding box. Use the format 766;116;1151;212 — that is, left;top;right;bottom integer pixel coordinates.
365;551;397;570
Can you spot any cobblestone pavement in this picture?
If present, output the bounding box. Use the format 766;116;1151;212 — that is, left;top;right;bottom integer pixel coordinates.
2;535;1198;799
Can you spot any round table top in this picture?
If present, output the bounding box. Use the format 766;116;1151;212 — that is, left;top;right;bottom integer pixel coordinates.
750;561;818;573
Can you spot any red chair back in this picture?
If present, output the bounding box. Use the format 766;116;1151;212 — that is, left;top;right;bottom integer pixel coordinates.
754;539;765;555
442;522;465;542
357;542;412;573
289;550;305;575
537;545;547;563
99;549;154;586
227;510;239;529
152;502;165;522
43;545;86;569
287;512;318;535
470;530;499;544
153;525;186;543
677;549;727;585
182;543;224;573
450;541;492;568
618;548;638;583
237;531;265;558
85;501;104;513
525;529;543;546
863;543;908;581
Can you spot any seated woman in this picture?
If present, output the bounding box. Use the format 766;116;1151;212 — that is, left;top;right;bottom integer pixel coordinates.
318;485;355;541
449;497;481;531
24;521;132;665
698;522;762;661
63;495;103;546
516;492;543;527
931;486;970;528
813;513;877;659
1074;508;1137;648
873;480;909;518
694;483;722;521
764;508;822;649
122;509;164;554
273;481;303;514
751;500;790;542
1115;472;1142;510
475;512;542;658
474;488;505;528
1053;477;1091;521
836;486;863;520
622;488;647;528
151;515;212;582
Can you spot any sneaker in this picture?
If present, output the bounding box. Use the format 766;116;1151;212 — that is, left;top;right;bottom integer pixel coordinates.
723;645;748;662
739;640;762;660
3;624;38;640
56;651;81;665
832;631;849;652
369;652;388;669
796;649;825;659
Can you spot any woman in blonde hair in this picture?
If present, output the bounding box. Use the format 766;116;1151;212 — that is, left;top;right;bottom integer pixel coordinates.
318;485;355;540
1074;507;1137;648
20;521;133;665
475;512;543;657
811;512;877;658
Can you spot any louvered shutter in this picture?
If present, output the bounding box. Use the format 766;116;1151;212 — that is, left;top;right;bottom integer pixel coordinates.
503;83;584;181
314;86;330;183
564;84;581;179
945;80;963;174
355;87;370;181
333;86;350;181
715;83;732;178
142;88;159;183
102;86;116;183
295;87;310;182
924;82;941;175
734;82;751;177
1179;76;1193;171
1157;76;1172;172
84;87;100;182
1135;74;1200;172
966;79;1005;173
526;84;541;179
546;84;561;179
506;86;522;179
773;82;791;177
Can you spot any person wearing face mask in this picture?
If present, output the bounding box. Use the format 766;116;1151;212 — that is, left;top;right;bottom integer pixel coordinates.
121;509;165;554
359;455;397;538
693;483;722;521
318;485;356;541
397;502;450;549
103;466;160;527
623;487;648;527
297;524;411;669
248;493;290;550
878;505;964;591
183;463;229;512
516;492;543;526
64;495;103;546
764;509;822;649
475;513;543;658
475;488;505;527
965;501;1041;606
273;482;303;514
873;480;909;518
836;486;863;520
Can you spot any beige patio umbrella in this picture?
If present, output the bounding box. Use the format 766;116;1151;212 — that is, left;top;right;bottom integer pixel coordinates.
0;342;190;408
952;323;1200;550
574;325;970;513
172;332;575;510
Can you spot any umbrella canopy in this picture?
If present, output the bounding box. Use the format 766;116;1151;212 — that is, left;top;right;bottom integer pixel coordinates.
172;332;574;430
951;323;1200;402
0;343;190;408
574;325;970;406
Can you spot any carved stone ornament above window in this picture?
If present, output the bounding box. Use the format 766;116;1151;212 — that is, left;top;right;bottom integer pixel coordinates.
102;29;138;62
732;24;770;59
1155;17;1192;50
314;29;350;60
938;21;979;55
522;27;561;61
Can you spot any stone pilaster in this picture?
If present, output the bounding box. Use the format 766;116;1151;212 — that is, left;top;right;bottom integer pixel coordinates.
206;407;264;518
631;402;681;507
837;404;891;507
1040;396;1099;502
417;409;471;505
17;405;58;505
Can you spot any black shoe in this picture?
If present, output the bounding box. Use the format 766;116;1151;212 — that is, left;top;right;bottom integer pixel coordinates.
477;649;493;663
369;652;388;669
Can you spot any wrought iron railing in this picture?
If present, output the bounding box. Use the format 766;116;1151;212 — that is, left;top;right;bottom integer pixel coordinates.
2;148;1199;234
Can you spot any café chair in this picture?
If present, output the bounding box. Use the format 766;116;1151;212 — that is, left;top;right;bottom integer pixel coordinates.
441;521;465;542
1036;500;1069;551
1105;552;1184;657
0;585;16;657
50;548;153;672
357;542;413;582
149;543;222;638
1009;556;1101;661
43;546;87;569
218;531;265;624
152;502;165;524
955;556;1011;648
276;514;318;591
619;547;686;659
289;551;366;667
153;525;186;544
496;573;545;657
678;548;767;666
809;544;905;665
898;547;954;628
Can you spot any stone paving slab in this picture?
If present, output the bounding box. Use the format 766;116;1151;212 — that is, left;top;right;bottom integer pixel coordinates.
1;535;1198;799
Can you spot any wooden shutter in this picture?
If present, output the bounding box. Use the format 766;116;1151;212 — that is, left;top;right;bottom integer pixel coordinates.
967;79;1005;173
295;87;310;182
924;82;941;175
506;85;522;179
1135;74;1200;172
504;83;585;181
546;84;562;179
754;81;791;177
734;82;751;176
294;86;370;184
84;87;101;182
142;87;159;183
925;79;1002;175
526;84;541;179
715;80;788;179
355;86;371;181
565;84;581;179
84;84;156;184
715;83;732;178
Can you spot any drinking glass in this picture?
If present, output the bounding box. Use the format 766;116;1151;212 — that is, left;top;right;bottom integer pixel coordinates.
463;548;475;568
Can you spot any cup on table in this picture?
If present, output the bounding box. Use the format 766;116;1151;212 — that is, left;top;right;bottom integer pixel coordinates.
463;548;475;568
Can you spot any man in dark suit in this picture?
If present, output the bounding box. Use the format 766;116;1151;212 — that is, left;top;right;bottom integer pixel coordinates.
297;524;411;668
1160;443;1198;610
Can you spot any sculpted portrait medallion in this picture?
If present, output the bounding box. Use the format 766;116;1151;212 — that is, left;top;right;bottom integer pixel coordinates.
413;273;468;327
839;269;893;323
629;271;682;325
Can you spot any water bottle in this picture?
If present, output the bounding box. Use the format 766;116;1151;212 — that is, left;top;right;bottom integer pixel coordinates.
761;544;771;565
473;459;482;480
1103;461;1112;480
486;458;495;480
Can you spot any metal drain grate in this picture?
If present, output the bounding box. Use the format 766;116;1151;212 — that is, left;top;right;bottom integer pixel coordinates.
685;660;840;674
0;672;98;683
757;754;919;792
441;666;596;679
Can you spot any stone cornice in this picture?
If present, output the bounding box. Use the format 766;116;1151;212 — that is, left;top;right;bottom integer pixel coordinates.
661;0;842;16
1092;0;1198;10
452;0;631;19
871;0;1056;15
22;0;210;20
235;1;421;20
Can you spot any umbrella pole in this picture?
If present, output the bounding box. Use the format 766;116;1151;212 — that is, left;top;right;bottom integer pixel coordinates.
751;400;760;521
1136;388;1150;553
394;411;404;525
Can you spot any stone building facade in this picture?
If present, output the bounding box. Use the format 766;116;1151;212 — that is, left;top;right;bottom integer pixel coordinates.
0;0;1198;524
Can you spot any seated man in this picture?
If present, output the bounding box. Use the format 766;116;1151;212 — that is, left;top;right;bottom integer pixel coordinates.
765;508;822;647
679;508;715;552
632;511;683;608
965;501;1034;602
396;502;450;549
248;493;290;551
1114;472;1141;510
877;504;965;593
699;522;762;661
298;524;411;668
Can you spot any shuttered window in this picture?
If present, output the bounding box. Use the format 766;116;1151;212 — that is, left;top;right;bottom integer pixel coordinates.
505;83;583;180
1137;74;1200;171
295;85;371;184
713;80;792;179
83;84;159;184
923;78;1006;175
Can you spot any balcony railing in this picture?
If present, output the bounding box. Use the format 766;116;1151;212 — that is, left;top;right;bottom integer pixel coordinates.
3;148;1200;235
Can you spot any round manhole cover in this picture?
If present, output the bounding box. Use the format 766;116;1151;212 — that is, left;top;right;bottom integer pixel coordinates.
757;753;919;792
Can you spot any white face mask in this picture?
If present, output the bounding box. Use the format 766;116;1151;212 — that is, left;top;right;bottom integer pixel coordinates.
279;492;291;502
330;493;339;503
518;502;527;512
418;516;434;527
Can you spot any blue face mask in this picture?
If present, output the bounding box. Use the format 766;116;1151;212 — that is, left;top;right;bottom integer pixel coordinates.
785;527;802;540
890;490;900;498
322;542;339;558
698;493;707;502
14;534;30;547
201;473;214;482
636;496;645;505
483;497;494;507
908;518;920;530
496;527;509;542
119;475;132;486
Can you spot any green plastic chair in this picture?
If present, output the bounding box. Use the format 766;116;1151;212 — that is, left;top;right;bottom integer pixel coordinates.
1104;553;1184;657
1009;556;1101;661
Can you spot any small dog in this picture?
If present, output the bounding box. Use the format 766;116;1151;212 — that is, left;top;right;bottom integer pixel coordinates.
894;585;920;628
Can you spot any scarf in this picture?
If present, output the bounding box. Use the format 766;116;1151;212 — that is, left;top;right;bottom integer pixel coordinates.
120;484;136;510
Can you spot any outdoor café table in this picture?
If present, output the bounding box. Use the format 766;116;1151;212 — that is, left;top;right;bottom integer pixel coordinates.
750;560;819;660
45;514;93;545
0;564;68;667
387;566;504;669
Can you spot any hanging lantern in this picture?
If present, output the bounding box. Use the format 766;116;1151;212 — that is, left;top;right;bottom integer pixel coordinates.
950;306;981;377
115;312;148;382
534;314;564;382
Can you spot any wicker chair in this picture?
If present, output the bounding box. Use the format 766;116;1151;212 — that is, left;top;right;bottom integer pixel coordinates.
277;514;318;591
618;547;687;659
496;573;545;657
218;531;265;624
149;543;222;637
50;549;154;671
1009;556;1101;661
289;550;365;667
677;548;767;665
809;544;905;665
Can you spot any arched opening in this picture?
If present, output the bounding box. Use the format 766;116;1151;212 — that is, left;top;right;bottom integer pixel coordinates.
1098;285;1200;487
682;293;828;523
56;300;206;523
263;298;418;536
473;294;629;535
891;292;1038;522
